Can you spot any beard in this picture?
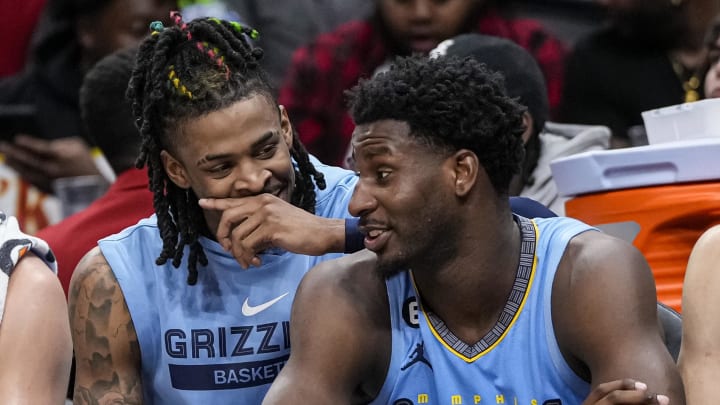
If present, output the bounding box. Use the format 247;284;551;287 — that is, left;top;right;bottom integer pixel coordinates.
373;218;459;279
375;248;411;279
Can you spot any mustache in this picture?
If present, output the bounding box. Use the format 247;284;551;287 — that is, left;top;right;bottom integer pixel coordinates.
358;217;387;230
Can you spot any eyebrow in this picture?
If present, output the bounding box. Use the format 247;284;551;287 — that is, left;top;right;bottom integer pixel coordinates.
357;143;393;160
195;131;278;166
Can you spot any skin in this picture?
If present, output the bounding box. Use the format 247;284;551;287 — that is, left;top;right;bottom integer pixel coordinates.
678;225;720;405
378;0;482;54
0;254;73;405
77;0;177;70
704;36;720;99
69;95;348;403
166;96;346;267
263;119;684;405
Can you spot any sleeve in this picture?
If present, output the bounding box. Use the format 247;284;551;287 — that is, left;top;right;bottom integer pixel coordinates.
0;211;57;276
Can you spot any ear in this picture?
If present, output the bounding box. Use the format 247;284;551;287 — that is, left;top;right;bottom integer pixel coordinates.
449;149;479;197
277;105;294;150
521;112;534;145
161;150;191;189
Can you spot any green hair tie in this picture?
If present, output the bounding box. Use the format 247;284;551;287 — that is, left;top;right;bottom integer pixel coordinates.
149;20;165;34
228;21;259;39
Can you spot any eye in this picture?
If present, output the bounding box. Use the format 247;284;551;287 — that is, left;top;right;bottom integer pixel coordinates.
376;169;392;182
207;163;232;175
256;143;278;159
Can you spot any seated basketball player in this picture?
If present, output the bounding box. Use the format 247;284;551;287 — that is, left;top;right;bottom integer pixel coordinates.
263;56;684;404
679;224;720;404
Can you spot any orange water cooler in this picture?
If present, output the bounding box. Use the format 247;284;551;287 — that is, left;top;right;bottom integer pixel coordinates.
550;138;720;312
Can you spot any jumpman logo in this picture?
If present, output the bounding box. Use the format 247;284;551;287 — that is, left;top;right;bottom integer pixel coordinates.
401;342;432;371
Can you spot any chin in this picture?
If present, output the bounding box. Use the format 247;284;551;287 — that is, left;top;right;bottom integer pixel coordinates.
375;251;410;279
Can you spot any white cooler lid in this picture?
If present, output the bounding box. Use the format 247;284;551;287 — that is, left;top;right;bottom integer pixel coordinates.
550;138;720;197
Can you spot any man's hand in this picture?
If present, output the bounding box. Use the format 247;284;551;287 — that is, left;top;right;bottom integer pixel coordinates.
583;379;670;405
0;134;100;193
199;194;345;268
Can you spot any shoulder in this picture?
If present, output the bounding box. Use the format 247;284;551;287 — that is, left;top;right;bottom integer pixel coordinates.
302;249;381;297
297;250;386;322
311;158;357;210
8;254;63;302
559;228;648;281
688;224;720;263
68;246;120;304
288;19;373;66
308;20;372;50
479;11;565;53
682;225;720;306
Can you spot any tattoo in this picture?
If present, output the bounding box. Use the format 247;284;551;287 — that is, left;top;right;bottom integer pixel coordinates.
70;248;143;404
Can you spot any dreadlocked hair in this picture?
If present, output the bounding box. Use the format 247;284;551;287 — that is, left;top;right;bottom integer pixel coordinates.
347;55;526;194
128;13;325;285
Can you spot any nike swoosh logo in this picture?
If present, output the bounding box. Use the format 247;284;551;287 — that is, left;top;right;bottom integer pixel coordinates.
241;292;289;316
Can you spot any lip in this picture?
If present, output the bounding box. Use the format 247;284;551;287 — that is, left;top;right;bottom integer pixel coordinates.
709;88;720;99
360;226;392;252
408;36;439;54
269;184;289;202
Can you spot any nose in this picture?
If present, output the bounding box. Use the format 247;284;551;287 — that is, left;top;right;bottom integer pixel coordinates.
410;0;432;21
348;180;377;218
233;164;271;198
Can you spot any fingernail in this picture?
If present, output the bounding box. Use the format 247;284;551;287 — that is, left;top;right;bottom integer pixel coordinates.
656;394;669;405
635;382;647;391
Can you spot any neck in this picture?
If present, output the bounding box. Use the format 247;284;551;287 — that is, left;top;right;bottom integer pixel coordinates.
410;206;521;344
669;47;707;71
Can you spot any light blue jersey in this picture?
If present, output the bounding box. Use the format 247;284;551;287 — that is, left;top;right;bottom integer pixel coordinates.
99;159;356;404
373;216;595;405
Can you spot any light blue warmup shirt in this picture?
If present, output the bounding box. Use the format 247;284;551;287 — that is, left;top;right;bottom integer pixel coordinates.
372;216;595;405
99;159;356;404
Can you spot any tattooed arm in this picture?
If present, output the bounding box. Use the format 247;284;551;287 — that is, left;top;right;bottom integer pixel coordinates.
69;247;143;404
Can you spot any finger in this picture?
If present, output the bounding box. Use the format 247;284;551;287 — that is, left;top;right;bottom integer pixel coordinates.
584;379;641;404
215;207;254;246
229;215;267;264
199;196;258;211
598;390;659;404
13;134;54;157
1;139;54;172
1;152;54;192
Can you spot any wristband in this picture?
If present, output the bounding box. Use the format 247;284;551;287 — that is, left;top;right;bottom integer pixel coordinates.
344;218;365;253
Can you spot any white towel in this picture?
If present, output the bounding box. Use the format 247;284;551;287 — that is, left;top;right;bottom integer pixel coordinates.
0;212;57;325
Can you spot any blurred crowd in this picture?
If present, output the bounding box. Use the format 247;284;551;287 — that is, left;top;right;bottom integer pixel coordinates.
2;0;720;403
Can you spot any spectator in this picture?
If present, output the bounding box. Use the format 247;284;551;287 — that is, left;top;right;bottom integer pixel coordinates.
225;0;372;91
559;0;720;147
0;212;72;403
0;0;175;193
703;17;720;99
263;55;684;405
429;33;610;214
279;0;566;166
36;47;154;295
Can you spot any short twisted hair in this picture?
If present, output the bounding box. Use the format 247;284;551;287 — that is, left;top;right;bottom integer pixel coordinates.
348;55;525;193
127;14;325;285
